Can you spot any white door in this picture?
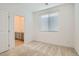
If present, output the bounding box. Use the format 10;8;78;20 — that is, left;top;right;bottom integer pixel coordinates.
0;11;8;53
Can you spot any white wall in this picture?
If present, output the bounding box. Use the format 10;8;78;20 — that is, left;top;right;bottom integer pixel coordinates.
33;4;75;47
74;4;79;54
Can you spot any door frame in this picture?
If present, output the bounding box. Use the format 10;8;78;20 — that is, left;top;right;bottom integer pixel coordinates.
9;15;25;49
13;16;25;47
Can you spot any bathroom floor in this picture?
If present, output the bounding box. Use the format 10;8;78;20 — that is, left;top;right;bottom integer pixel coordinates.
15;39;24;47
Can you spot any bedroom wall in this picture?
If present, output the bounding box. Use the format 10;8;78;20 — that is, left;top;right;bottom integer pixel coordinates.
74;4;79;54
32;4;75;47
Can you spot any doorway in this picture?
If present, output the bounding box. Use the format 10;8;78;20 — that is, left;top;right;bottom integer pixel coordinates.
14;16;24;47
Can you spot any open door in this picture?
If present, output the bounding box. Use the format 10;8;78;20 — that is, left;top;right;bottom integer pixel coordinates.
14;16;24;47
0;11;8;53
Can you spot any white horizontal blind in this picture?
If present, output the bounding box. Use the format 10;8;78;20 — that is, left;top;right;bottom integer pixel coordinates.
40;12;59;32
48;13;59;31
40;14;48;31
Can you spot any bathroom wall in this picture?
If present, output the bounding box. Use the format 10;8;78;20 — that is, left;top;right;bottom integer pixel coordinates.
14;16;24;32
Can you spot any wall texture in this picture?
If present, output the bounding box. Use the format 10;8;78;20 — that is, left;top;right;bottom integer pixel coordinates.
33;4;75;47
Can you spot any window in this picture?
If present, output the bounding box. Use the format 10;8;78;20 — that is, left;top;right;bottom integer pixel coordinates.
40;12;59;32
